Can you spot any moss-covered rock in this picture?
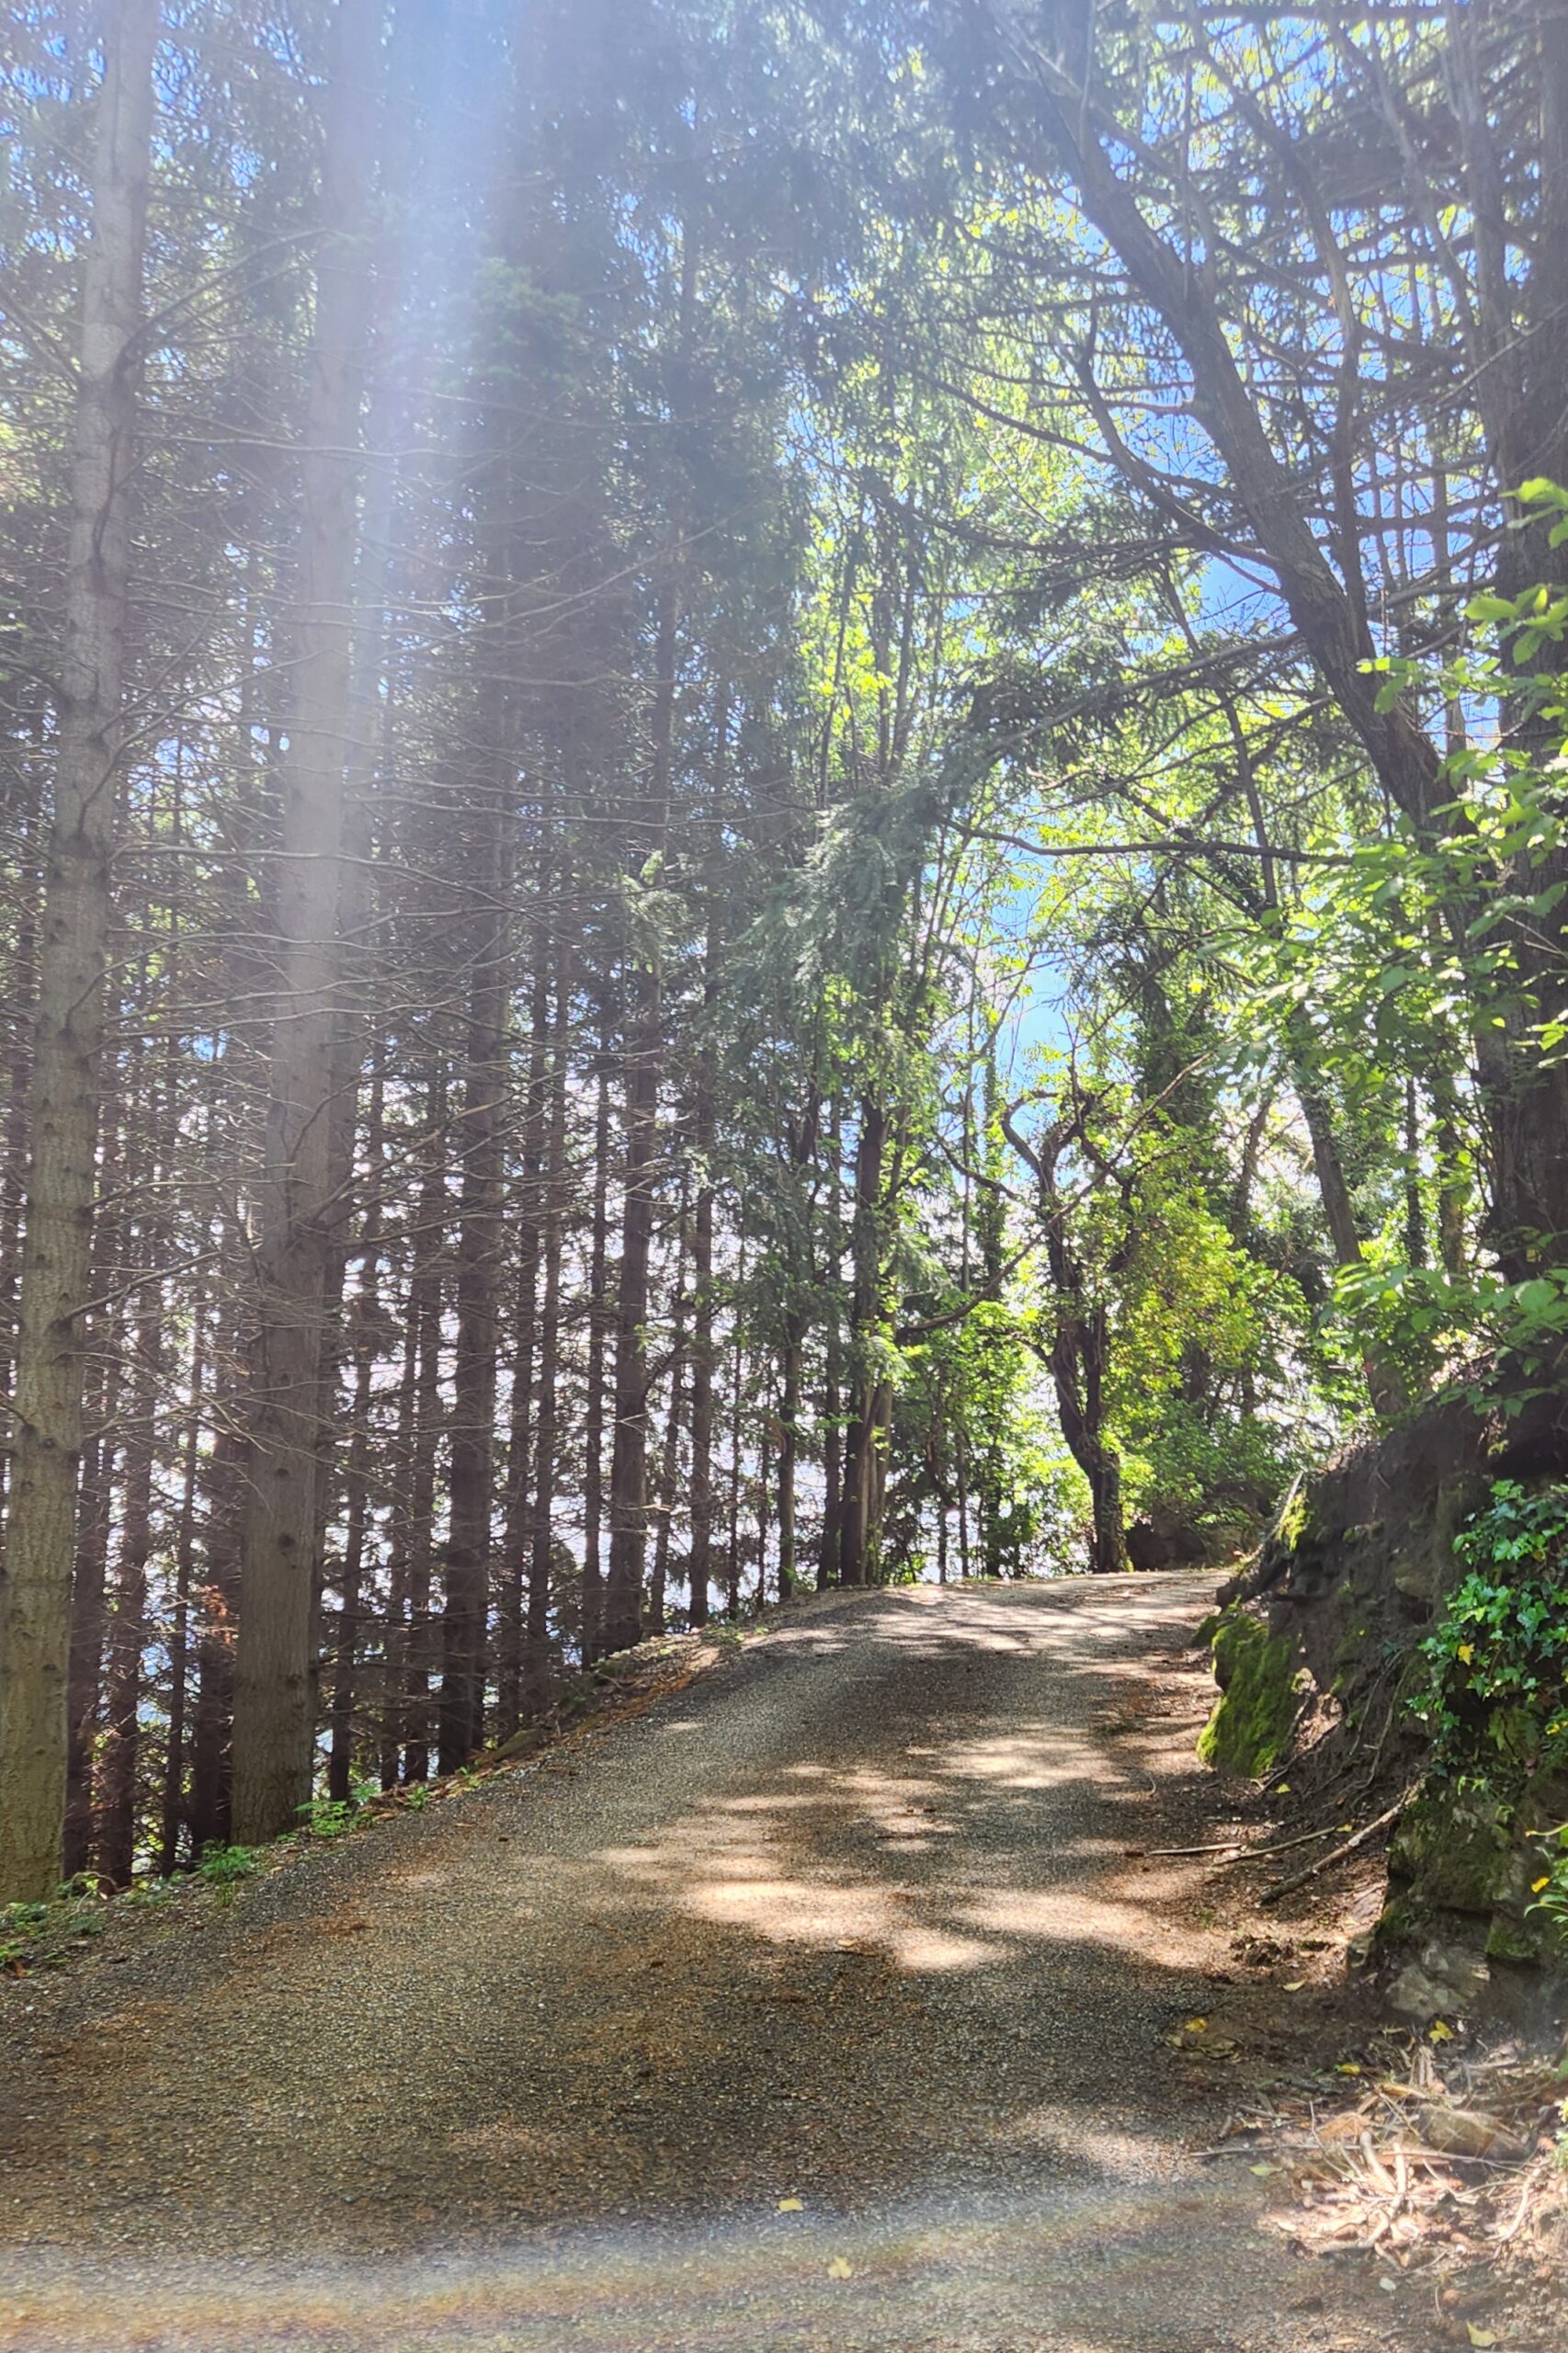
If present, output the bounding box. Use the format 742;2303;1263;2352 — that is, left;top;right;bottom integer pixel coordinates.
1197;1607;1301;1778
1386;1774;1568;1987
1389;1784;1517;1915
1485;1912;1551;1966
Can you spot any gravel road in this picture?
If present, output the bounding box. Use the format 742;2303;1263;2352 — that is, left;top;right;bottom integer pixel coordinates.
0;1575;1420;2351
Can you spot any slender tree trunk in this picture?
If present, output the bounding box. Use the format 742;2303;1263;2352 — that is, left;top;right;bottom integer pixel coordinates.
497;1240;536;1745
62;1342;119;1881
159;1307;206;1873
401;1067;447;1782
1292;1057;1407;1420
440;790;513;1772
777;1318;802;1598
0;745;40;1533
955;1427;971;1582
816;1094;844;1592
524;946;572;1715
327;1057;384;1803
1430;1063;1471;1282
232;0;383;1843
687;915;718;1630
604;958;662;1658
602;229;695;1659
499;929;549;1742
650;1183;690;1636
188;1423;243;1859
97;1281;157;1886
838;1095;886;1587
726;1242;746;1620
188;1191;248;1859
755;1421;772;1609
379;1266;421;1790
61;1093;126;1881
581;1033;611;1660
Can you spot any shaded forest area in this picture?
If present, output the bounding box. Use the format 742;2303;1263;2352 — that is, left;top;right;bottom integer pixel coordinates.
2;0;1567;1902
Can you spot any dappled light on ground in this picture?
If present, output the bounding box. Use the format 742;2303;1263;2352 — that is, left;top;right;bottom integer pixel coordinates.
596;1584;1221;1981
0;1579;1420;2351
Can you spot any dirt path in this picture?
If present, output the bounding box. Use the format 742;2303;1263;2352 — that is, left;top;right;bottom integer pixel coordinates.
0;1576;1421;2351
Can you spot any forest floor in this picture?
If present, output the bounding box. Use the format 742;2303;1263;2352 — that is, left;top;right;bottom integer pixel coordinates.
0;1573;1560;2352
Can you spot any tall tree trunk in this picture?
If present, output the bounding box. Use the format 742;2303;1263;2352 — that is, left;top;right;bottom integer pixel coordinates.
726;1239;747;1620
525;945;572;1713
160;1306;206;1874
1049;1306;1130;1577
327;1056;384;1803
777;1318;802;1599
816;1097;844;1591
400;1064;447;1782
97;1270;158;1886
62;1337;119;1881
581;1032;611;1660
650;1183;690;1635
439;790;513;1772
232;0;382;1843
499;929;549;1743
61;1097;127;1881
379;1260;421;1791
687;911;719;1631
0;0;158;1900
838;1095;887;1587
187;1421;243;1859
755;1420;773;1609
1292;1057;1407;1420
604;974;659;1657
601;228;695;1659
0;740;40;1534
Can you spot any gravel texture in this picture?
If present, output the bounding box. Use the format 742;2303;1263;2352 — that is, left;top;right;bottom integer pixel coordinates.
0;1574;1424;2350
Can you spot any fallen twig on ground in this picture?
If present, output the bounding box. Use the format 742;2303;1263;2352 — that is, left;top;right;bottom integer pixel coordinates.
1259;1793;1411;1905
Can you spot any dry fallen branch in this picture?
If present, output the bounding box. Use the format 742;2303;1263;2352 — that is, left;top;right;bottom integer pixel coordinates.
1258;1792;1412;1905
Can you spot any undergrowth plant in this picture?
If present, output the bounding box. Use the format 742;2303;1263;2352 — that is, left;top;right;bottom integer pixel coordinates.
1410;1480;1568;1805
196;1843;261;1901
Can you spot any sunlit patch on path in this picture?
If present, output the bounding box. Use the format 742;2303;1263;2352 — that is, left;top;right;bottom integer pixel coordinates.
0;1579;1420;2351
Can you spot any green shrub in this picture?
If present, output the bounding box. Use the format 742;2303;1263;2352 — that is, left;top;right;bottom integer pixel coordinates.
296;1797;360;1839
196;1843;261;1900
1410;1479;1568;1799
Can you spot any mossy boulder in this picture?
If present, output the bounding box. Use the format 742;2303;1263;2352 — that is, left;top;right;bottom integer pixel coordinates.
1389;1784;1517;1915
1387;1775;1568;1987
1198;1606;1301;1778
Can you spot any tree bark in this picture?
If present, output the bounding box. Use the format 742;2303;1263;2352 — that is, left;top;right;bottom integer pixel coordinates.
601;227;695;1659
581;1031;612;1660
97;1273;157;1886
777;1318;802;1598
0;0;158;1900
439;788;513;1772
650;1183;690;1636
524;944;572;1714
232;0;382;1843
838;1095;887;1586
159;1307;206;1873
397;1063;447;1783
327;1055;384;1803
